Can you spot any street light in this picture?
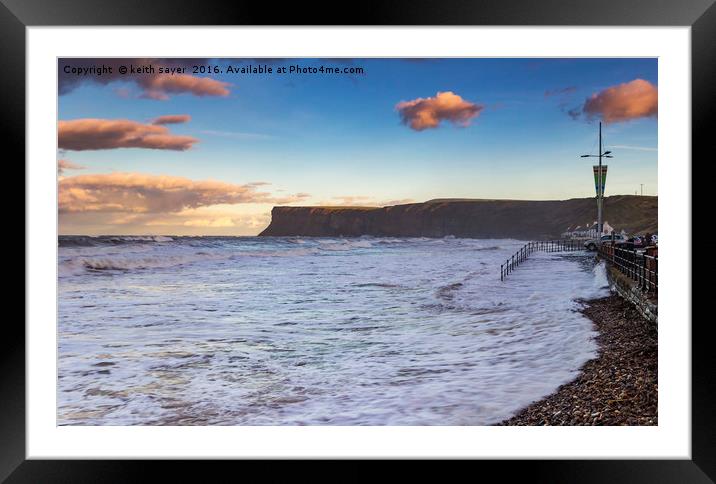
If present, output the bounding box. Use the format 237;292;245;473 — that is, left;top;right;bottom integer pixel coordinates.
580;122;615;239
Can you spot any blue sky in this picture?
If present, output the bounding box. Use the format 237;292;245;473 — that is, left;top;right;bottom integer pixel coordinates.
58;58;658;235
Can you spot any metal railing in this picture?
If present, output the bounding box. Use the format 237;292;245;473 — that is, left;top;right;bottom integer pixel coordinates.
598;244;658;295
500;239;584;281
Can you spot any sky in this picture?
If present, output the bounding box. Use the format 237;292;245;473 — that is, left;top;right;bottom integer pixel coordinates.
58;58;658;235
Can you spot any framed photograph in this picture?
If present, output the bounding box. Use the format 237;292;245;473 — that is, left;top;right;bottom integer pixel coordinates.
9;0;713;478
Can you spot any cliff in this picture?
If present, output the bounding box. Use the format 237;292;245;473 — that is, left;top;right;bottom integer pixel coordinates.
258;195;658;239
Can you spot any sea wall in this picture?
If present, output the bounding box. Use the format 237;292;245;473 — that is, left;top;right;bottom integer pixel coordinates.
259;196;658;239
606;266;658;324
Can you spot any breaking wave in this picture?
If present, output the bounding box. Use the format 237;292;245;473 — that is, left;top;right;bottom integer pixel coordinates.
59;235;174;248
59;252;235;276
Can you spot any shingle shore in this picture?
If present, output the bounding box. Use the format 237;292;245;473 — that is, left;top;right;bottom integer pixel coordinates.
499;295;657;426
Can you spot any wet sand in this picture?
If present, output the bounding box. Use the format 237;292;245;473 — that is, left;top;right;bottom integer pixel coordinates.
499;295;657;426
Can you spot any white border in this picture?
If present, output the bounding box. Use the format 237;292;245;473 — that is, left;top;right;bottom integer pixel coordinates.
27;27;690;459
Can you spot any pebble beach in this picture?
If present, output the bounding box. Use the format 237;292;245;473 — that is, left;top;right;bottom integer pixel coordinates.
500;294;658;426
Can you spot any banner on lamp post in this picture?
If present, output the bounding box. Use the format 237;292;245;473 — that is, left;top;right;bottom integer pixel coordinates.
593;165;608;197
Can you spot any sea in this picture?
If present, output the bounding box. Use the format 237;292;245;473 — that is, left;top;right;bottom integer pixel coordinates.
58;235;610;425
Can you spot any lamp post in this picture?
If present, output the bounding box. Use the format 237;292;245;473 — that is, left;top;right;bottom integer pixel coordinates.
580;121;614;239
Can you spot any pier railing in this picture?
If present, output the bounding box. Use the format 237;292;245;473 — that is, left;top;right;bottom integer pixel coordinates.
598;244;658;295
500;239;584;281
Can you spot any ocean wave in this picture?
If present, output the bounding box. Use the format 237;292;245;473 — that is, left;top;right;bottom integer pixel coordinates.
58;251;231;276
59;235;173;248
245;248;319;257
318;240;374;251
57;243;333;277
592;261;609;290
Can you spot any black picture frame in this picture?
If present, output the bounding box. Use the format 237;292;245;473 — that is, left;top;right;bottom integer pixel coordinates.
6;0;714;479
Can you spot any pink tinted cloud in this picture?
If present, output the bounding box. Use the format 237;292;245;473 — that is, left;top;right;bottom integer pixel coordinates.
139;74;230;100
151;114;192;125
57;159;85;175
58;118;198;151
582;79;658;123
59;172;310;213
396;91;484;131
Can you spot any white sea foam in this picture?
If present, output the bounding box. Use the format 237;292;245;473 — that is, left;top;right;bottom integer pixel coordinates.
318;239;373;250
113;235;174;242
592;261;609;290
58;237;609;425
